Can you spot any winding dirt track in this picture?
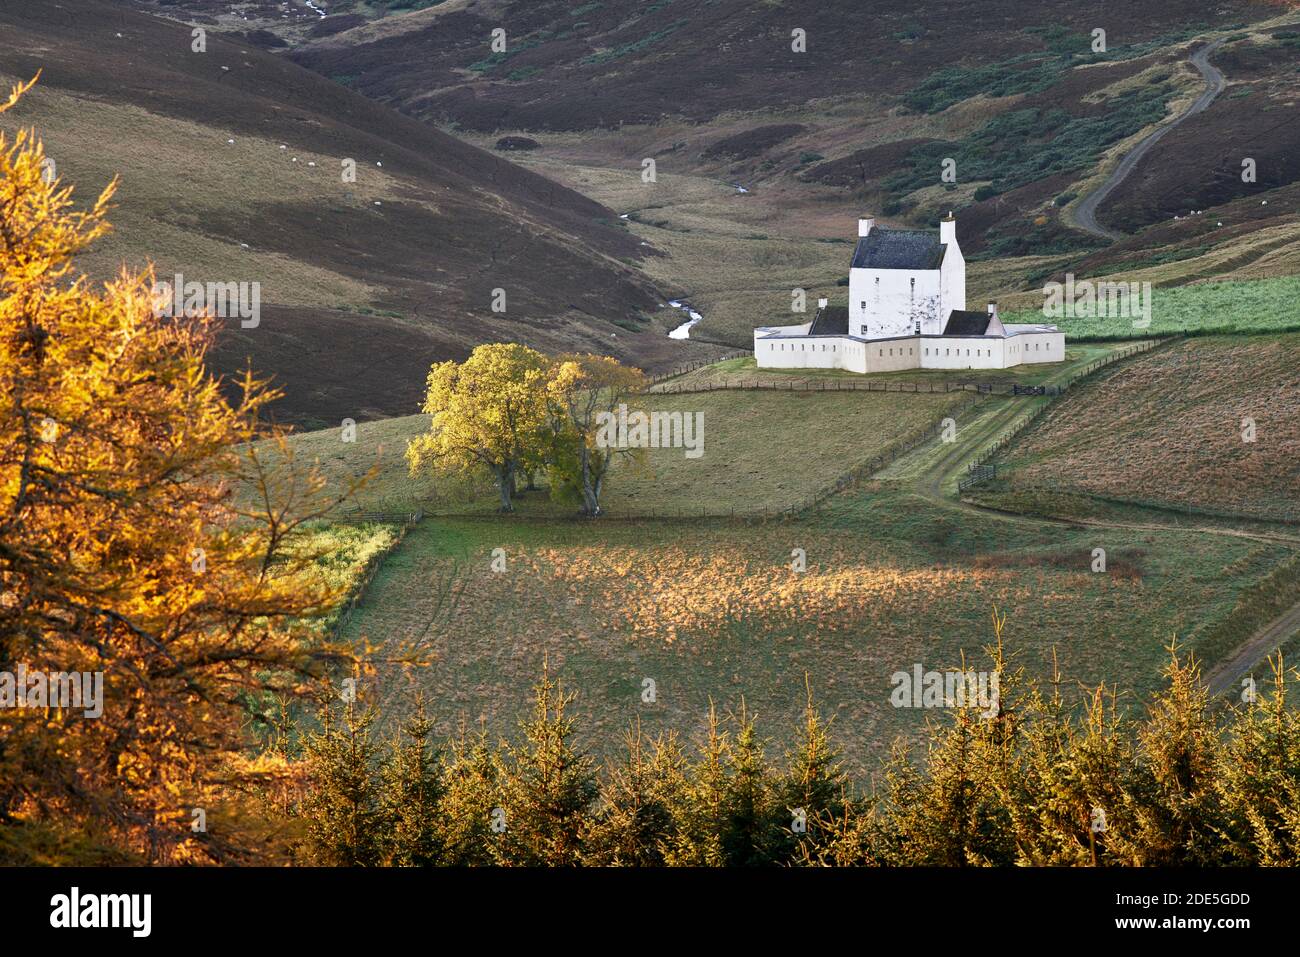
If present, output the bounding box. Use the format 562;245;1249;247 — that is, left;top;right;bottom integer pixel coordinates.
1072;37;1228;240
1063;32;1300;684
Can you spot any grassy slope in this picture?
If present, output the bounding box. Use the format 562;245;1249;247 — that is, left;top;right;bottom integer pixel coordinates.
277;349;1297;774
262;388;971;516
342;492;1292;776
1001;275;1300;337
972;334;1300;521
0;0;689;427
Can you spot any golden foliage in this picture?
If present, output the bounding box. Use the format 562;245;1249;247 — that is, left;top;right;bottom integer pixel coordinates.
0;79;355;863
407;343;551;510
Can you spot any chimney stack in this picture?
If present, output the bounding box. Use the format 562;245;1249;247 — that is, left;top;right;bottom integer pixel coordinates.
817;297;828;310
987;302;998;319
940;210;956;246
858;217;875;237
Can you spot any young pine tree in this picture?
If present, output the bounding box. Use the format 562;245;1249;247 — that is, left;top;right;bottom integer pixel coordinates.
436;723;503;867
299;690;386;866
379;700;446;866
1111;647;1227;866
718;702;784;866
582;721;686;866
1211;656;1300;865
777;679;850;862
493;666;598;866
663;703;731;866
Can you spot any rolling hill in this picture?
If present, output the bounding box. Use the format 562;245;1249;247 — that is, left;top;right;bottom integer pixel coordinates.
107;0;1298;345
0;0;700;427
274;0;1300;256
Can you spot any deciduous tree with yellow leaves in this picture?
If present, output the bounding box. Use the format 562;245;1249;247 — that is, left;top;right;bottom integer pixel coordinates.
406;343;551;512
546;354;647;517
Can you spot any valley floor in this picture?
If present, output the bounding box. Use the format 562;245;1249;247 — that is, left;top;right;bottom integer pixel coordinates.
292;335;1300;776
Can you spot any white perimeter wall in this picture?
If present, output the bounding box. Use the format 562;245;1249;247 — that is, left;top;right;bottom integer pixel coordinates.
756;337;851;370
1003;332;1065;365
756;336;921;372
920;337;1007;370
755;331;1065;372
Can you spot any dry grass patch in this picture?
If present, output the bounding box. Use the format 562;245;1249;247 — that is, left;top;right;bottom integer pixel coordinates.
992;335;1300;520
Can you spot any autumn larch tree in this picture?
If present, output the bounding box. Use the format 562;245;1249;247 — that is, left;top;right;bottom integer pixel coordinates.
0;78;356;864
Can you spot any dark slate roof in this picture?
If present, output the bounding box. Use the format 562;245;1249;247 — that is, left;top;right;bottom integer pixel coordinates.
943;309;992;336
808;305;849;336
851;228;946;270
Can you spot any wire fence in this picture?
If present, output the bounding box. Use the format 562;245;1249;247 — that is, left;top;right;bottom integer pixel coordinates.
334;509;426;526
649;375;1056;396
960;337;1176;483
983;484;1300;527
646;351;751;385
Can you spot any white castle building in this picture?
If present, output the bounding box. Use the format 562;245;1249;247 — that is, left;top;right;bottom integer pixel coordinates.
754;214;1064;372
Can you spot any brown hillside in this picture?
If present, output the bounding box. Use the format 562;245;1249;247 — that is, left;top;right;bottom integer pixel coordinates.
0;0;695;428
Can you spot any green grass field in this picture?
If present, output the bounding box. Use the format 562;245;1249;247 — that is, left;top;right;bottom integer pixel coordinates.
1001;275;1300;338
288;521;401;635
264;388;972;517
337;488;1294;776
268;340;1299;778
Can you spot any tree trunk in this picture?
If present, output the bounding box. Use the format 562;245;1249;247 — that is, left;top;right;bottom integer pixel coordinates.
579;446;600;517
496;465;515;512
